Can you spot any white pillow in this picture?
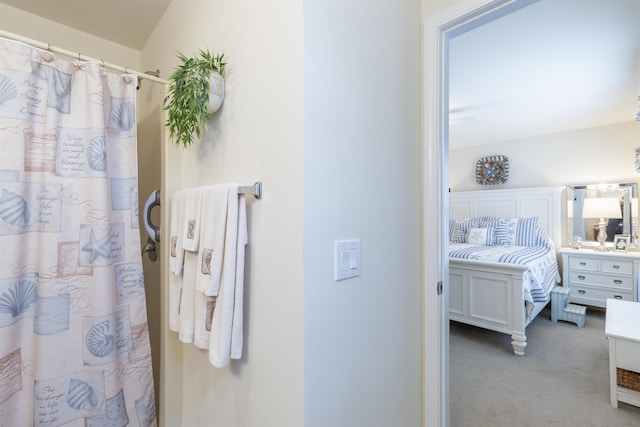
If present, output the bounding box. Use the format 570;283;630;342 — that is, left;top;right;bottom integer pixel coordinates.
466;227;494;245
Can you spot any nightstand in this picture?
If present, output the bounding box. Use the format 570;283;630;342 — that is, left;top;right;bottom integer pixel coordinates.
559;248;640;308
605;298;640;408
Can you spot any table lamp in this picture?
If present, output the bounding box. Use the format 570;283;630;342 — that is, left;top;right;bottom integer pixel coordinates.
582;197;622;251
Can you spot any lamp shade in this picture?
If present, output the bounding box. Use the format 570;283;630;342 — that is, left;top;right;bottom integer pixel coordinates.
582;197;622;219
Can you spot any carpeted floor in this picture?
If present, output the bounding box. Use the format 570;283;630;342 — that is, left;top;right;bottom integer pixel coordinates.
450;305;640;426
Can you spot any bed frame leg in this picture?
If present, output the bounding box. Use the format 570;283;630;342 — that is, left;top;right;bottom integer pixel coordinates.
511;334;526;356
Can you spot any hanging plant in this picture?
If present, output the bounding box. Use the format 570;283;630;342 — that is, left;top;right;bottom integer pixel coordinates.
163;49;227;149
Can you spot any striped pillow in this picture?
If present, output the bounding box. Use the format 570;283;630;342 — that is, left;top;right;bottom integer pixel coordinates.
449;219;458;242
452;218;479;243
495;217;539;246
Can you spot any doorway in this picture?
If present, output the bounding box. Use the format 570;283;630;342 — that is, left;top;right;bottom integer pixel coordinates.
423;1;539;425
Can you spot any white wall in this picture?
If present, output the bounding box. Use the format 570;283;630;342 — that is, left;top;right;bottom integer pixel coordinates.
144;0;424;425
303;1;422;426
450;121;640;190
142;1;305;425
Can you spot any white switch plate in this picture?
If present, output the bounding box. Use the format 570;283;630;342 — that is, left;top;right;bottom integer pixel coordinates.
334;239;361;281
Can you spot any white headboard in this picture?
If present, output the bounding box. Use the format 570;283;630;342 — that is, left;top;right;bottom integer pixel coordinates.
449;186;566;247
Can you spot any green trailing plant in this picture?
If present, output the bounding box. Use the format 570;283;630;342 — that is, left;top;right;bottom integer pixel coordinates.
163;49;227;149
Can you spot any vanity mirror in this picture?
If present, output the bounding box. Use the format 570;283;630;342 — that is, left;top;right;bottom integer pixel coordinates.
567;183;638;249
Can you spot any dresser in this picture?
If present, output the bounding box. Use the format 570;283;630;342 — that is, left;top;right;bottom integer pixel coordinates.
559;248;640;308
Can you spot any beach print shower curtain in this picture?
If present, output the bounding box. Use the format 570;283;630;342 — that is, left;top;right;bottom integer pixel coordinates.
0;38;156;426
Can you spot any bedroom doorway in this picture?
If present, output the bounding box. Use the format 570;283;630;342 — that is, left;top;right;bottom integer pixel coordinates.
423;0;538;425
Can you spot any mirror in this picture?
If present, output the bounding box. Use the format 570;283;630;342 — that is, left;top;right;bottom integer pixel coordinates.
567;183;638;249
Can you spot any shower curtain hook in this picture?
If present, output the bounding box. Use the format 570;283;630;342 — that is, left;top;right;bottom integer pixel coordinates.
73;53;84;69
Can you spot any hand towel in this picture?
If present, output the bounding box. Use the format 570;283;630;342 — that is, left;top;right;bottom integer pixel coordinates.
169;189;188;275
209;188;247;367
195;184;231;297
181;186;204;252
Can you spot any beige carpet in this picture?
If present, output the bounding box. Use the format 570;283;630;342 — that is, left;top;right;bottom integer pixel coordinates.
450;305;640;426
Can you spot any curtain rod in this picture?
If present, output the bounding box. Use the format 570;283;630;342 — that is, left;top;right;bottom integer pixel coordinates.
0;29;169;85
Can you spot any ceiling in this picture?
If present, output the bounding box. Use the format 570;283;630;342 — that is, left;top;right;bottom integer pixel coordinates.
449;0;640;149
2;0;638;149
0;0;171;50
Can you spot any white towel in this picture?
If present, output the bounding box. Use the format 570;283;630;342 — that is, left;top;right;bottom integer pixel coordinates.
178;250;198;344
169;189;188;275
168;271;182;333
230;196;247;360
209;190;247;367
196;184;231;296
168;189;186;332
181;186;204;252
193;292;216;349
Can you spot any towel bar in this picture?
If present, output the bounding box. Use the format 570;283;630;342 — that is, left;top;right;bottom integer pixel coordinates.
238;182;262;199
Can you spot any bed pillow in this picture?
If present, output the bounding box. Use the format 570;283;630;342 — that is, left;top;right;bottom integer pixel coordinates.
476;216;502;226
452;218;479;243
495;217;539;246
465;226;495;245
477;217;509;242
449;219;459;242
533;226;554;249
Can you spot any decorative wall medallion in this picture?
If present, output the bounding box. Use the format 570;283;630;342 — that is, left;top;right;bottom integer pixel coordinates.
475;155;509;185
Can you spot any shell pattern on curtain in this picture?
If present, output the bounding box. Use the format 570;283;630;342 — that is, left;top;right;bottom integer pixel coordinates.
0;38;156;426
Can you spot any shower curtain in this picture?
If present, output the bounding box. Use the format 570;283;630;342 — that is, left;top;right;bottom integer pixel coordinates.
0;38;156;426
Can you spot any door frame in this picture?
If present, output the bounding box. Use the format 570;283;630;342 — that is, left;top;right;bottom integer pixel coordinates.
422;1;539;425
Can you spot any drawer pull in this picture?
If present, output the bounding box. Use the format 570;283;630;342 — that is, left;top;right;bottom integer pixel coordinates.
613;265;620;269
578;275;586;280
578;290;586;294
614;279;623;285
579;262;586;266
614;295;623;300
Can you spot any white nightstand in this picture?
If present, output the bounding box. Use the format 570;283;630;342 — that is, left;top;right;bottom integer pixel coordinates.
605;298;640;408
559;248;640;308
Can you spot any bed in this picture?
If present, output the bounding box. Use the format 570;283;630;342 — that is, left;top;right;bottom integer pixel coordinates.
448;186;565;355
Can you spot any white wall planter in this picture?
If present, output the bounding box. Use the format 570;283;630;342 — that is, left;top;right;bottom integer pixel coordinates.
206;73;225;114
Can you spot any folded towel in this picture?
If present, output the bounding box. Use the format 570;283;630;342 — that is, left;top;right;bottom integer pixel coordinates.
181;186;204;252
195;184;231;297
209;190;247;368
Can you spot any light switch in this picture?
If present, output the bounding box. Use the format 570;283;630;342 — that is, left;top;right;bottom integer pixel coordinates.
334;239;361;281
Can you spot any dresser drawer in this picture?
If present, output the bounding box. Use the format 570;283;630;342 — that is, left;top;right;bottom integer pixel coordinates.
601;259;633;275
568;256;598;271
568;271;634;290
570;285;632;307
